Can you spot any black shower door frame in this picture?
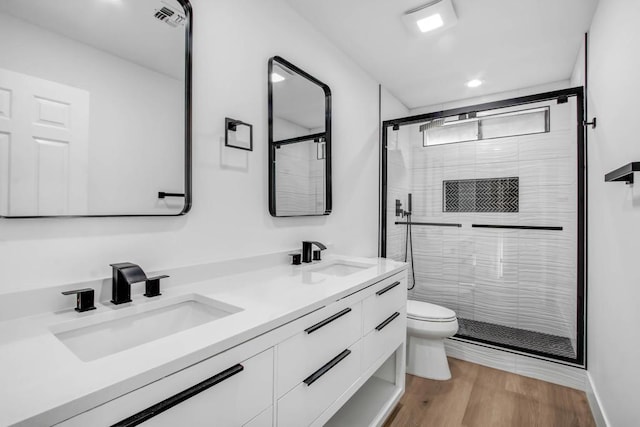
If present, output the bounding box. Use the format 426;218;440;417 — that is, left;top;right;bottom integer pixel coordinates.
379;87;586;367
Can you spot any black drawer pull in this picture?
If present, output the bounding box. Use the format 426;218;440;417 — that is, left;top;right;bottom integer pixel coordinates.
376;281;401;296
375;312;400;331
112;364;244;427
305;308;352;334
303;349;351;386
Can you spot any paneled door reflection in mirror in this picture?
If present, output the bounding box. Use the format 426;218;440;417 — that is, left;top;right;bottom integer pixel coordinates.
268;56;331;217
0;0;192;217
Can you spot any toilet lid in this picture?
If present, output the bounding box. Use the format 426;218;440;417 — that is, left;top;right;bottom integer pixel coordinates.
407;300;457;322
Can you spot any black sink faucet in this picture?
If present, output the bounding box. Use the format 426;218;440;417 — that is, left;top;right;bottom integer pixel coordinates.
110;262;147;305
110;263;169;305
302;241;327;263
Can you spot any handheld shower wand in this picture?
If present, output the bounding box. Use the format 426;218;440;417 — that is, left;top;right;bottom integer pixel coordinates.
403;193;415;290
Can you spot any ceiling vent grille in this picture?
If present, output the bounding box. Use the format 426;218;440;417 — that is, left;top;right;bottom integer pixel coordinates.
154;2;185;28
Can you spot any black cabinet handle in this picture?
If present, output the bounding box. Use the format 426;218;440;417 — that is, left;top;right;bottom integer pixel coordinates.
376;281;401;296
112;364;244;427
303;349;351;386
305;308;352;334
375;312;400;331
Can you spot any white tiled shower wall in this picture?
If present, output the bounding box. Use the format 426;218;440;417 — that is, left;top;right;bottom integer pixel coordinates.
273;118;325;215
388;97;578;346
275;140;325;216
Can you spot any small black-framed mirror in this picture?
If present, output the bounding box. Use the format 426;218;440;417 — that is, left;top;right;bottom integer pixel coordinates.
268;56;331;217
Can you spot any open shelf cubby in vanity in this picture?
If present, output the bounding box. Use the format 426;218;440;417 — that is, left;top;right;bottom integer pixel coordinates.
325;344;405;427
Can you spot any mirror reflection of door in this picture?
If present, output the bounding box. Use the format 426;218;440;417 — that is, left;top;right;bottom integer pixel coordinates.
0;0;190;217
269;57;331;217
0;69;90;216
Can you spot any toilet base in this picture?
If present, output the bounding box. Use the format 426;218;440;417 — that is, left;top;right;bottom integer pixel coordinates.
406;335;451;380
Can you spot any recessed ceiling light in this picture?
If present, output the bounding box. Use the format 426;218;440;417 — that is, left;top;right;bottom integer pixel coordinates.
402;0;458;36
466;79;482;88
416;14;444;33
271;72;285;83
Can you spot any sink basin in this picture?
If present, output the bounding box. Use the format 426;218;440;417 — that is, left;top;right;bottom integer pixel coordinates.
51;294;242;362
307;261;372;277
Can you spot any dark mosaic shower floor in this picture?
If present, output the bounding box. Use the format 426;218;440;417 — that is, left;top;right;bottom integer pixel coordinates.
456;318;577;360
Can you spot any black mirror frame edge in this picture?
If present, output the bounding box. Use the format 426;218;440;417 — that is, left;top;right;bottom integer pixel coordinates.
0;0;193;219
268;56;332;217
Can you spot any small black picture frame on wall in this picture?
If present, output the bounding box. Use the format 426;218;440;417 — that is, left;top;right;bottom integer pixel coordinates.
225;117;253;151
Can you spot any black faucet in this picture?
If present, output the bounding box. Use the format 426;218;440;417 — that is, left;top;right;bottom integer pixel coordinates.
61;288;96;312
302;241;327;263
110;262;169;305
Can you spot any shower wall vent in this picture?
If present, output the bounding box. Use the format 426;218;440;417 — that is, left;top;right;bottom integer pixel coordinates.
154;2;186;28
443;177;519;213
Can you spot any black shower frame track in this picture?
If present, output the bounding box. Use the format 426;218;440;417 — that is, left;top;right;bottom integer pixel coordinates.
379;87;586;367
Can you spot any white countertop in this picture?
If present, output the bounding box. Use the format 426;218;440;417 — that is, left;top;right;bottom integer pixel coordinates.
0;255;406;426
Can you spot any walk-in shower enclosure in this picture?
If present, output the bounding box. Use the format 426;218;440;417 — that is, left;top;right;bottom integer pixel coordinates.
381;88;585;365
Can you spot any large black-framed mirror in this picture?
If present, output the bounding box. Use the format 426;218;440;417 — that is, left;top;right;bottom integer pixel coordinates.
0;0;192;218
268;56;331;217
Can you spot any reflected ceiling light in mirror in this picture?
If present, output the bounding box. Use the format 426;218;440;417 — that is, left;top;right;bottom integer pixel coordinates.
271;72;286;83
466;79;482;88
402;0;458;36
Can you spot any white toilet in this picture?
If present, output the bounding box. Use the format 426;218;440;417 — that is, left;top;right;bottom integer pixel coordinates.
406;299;459;380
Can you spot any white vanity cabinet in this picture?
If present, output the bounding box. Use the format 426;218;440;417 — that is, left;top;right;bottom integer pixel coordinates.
55;270;407;427
276;272;407;427
57;348;274;427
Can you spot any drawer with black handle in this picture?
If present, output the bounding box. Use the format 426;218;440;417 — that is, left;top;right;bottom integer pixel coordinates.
362;305;407;371
57;349;274;427
277;340;361;427
276;301;362;397
362;273;406;333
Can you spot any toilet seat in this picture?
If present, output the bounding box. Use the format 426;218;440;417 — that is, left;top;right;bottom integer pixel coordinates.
407;300;457;322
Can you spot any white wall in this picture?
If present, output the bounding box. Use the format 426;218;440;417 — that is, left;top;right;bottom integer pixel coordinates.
582;0;640;425
0;0;384;294
380;86;410;258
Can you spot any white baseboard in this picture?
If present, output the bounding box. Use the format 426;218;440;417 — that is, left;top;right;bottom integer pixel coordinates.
445;338;586;390
585;372;610;427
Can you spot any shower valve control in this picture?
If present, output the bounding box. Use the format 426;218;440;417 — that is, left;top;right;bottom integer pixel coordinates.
396;195;412;218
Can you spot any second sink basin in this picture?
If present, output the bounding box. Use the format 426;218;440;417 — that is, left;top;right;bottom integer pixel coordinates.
307;260;372;277
51;294;242;362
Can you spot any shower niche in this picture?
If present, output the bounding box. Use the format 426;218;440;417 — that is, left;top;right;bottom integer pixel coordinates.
381;88;586;366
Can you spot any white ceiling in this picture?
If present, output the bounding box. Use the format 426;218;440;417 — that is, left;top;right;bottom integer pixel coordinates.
273;60;326;131
285;0;599;109
0;0;186;79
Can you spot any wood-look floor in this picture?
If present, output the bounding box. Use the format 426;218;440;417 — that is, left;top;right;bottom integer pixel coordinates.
384;357;596;427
